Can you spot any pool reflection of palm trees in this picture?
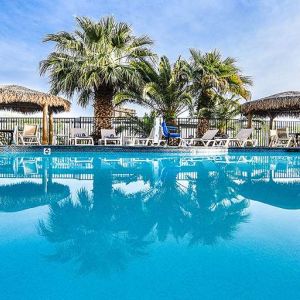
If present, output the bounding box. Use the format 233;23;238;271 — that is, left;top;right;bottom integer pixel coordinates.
147;159;250;245
185;160;249;245
39;157;250;275
39;189;150;275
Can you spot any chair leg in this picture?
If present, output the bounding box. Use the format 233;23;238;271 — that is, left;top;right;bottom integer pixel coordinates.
225;140;230;148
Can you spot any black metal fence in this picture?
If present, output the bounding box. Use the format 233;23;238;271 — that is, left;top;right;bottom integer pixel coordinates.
0;116;300;146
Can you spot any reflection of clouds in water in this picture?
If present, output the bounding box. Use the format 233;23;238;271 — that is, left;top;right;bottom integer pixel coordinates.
59;179;93;203
113;180;150;195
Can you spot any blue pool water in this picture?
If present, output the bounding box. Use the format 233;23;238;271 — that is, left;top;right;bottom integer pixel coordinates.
0;151;299;299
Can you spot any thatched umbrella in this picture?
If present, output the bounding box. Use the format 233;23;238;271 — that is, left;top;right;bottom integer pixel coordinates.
241;91;300;129
0;85;71;144
0;181;70;212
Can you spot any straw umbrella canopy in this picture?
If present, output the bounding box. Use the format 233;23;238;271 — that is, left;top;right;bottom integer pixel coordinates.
0;85;71;144
241;91;300;129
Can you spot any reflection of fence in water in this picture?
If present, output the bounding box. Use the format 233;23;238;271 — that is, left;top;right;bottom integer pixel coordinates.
176;172;198;180
51;158;93;170
0;156;299;181
224;156;300;180
52;174;94;180
0;172;94;181
274;168;300;179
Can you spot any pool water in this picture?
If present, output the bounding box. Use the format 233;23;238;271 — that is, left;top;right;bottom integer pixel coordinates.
0;151;299;299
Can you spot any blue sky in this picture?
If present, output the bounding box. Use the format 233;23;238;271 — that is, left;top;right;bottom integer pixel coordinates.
1;0;300;116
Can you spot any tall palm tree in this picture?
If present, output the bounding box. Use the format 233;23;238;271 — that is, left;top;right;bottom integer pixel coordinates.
40;16;154;136
114;56;192;123
189;49;252;135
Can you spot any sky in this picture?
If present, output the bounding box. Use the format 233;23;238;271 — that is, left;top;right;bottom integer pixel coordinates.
1;0;300;117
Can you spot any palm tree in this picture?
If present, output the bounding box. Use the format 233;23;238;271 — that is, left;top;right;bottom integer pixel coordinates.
189;49;252;136
114;56;192;123
40;16;154;136
198;95;241;134
116;111;156;137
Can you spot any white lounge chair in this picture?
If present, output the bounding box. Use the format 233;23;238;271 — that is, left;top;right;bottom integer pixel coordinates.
214;128;257;148
270;128;296;148
128;118;166;146
99;129;122;145
18;124;40;145
69;128;94;145
181;129;219;146
12;126;18;145
133;127;166;146
133;129;154;146
269;129;278;147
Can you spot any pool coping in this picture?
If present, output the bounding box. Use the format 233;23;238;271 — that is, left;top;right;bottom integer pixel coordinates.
230;147;300;152
0;145;228;154
0;145;299;154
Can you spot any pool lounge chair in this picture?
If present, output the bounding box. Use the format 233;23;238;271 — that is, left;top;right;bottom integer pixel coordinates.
270;128;296;148
133;127;166;146
214;128;257;148
269;130;278;147
69;128;94;145
181;129;219;146
161;121;181;145
99;129;122;145
132;117;166;146
18;124;40;145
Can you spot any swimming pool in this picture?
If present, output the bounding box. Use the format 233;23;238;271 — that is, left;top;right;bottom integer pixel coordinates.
0;151;299;299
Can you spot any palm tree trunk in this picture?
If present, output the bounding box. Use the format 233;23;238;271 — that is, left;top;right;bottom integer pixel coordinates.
196;118;209;137
196;92;212;137
94;88;114;139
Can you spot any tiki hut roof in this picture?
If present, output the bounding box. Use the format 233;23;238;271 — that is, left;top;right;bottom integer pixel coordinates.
241;91;300;117
0;84;71;114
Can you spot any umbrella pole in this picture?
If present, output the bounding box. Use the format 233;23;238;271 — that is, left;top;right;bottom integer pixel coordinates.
42;159;48;194
42;105;48;145
49;110;54;145
269;116;275;130
247;113;253;128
